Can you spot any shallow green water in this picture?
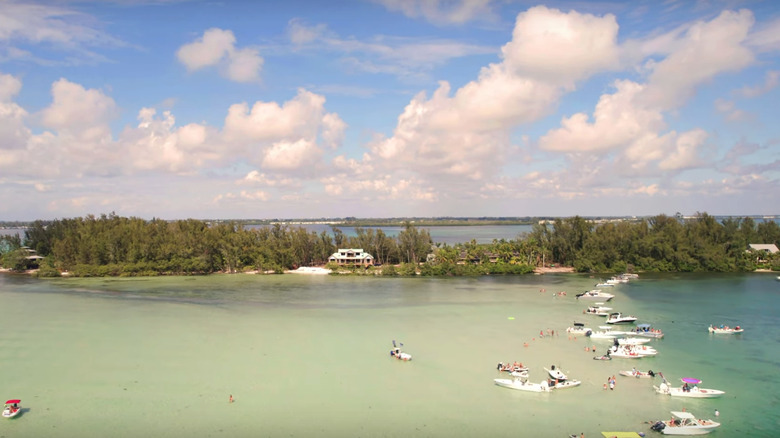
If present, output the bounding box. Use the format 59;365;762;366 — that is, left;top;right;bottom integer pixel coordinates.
0;272;778;437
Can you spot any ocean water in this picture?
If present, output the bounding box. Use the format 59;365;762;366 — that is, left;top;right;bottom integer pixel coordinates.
0;272;778;438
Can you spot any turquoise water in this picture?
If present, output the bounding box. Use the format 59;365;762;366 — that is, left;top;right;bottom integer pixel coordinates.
0;272;778;437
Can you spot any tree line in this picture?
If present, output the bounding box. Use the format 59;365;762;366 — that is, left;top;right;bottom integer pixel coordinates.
1;212;778;277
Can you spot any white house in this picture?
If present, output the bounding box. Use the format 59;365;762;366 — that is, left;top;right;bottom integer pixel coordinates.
748;244;779;254
328;248;374;267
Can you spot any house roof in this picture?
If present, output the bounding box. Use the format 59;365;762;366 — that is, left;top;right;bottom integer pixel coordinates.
748;244;779;253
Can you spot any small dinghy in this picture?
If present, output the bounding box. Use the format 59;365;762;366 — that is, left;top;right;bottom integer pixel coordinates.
2;400;21;419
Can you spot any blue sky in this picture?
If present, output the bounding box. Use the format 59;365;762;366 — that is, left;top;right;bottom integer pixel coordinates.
1;0;778;220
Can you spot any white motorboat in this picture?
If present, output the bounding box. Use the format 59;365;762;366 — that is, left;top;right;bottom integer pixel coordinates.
2;400;21;419
618;368;657;378
595;282;615;287
606;277;628;285
613;343;656;356
629;323;664;338
608;345;646;358
650;411;720;435
617;336;651;345
545;365;567;381
605;312;638;324
708;324;743;334
654;378;725;398
549;379;581;389
494;377;553;392
584;305;613;316
576;290;615;301
588;326;621;340
566;322;592;336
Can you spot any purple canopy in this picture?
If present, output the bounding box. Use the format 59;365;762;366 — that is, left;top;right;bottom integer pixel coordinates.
681;377;701;384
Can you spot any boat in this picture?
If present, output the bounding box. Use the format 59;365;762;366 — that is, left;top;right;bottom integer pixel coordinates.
510;370;529;378
707;324;743;334
496;361;528;374
649;411;720;435
588;326;621;340
584;305;613;316
595;282;615;287
494;377;553;392
607;345;648;358
612;343;657;356
606;312;638;324
617;336;651;345
576;289;615;301
592;354;612;360
629;323;664;338
618;368;657;378
654;378;725;398
2;400;21;419
600;433;643;438
390;341;412;361
566;322;592;336
545;365;567;381
549;379;581;389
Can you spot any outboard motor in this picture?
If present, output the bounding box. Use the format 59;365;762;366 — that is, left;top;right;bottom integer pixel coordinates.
648;370;655;377
651;421;666;432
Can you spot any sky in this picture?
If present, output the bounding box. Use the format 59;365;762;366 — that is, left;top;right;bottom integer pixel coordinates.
0;0;779;221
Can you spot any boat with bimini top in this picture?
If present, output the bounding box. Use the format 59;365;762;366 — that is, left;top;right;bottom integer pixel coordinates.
650;410;720;435
629;323;664;338
654;377;725;398
2;400;21;419
566;322;593;336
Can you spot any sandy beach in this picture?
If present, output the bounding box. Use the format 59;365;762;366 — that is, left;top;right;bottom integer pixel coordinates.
534;266;576;274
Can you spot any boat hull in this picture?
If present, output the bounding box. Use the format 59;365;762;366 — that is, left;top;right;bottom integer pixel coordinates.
655;385;725;398
619;370;654;378
2;408;20;419
550;379;581;389
494;378;552;392
708;327;743;334
660;424;720;435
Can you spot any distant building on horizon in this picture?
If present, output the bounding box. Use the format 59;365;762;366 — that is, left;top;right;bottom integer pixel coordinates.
328;249;374;267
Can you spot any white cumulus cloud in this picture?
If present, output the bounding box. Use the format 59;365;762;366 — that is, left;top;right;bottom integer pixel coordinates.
176;28;263;82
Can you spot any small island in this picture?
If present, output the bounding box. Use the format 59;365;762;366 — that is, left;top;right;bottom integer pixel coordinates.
1;212;778;277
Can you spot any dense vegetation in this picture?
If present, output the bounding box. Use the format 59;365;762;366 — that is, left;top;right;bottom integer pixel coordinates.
1;213;778;277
